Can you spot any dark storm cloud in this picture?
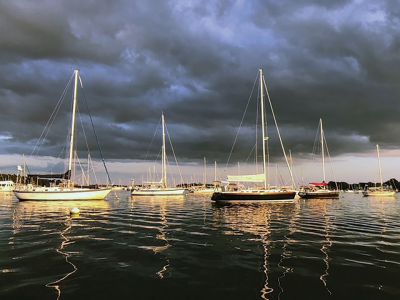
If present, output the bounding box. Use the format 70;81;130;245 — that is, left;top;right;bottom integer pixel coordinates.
0;0;399;166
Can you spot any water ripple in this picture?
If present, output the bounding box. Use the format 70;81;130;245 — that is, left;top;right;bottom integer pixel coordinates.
0;192;399;299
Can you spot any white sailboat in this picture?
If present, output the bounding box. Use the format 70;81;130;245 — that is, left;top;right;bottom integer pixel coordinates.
0;180;15;192
212;68;296;203
14;70;112;201
363;145;396;197
192;157;217;195
298;119;339;199
131;114;188;196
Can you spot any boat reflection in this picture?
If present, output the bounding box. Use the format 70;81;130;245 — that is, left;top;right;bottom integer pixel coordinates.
212;202;297;299
277;202;300;300
156;203;170;279
11;199;110;299
45;217;76;300
130;196;185;278
303;199;334;295
12;200;110;233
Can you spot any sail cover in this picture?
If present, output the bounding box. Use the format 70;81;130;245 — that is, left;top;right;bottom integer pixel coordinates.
227;174;265;182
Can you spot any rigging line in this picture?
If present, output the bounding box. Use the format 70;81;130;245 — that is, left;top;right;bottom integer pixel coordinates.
32;74;74;156
165;123;184;184
154;147;162;166
312;120;320;162
79;75;112;185
289;152;299;187
90;154;99;185
76;105;99;185
77;105;91;155
144;147;162;183
49;142;68;175
147;147;162;183
165;152;170;185
262;86;271;186
255;84;260;171
323;131;338;189
262;76;296;188
144;118;162;161
245;142;257;164
225;72;259;169
75;151;87;185
31;97;62;155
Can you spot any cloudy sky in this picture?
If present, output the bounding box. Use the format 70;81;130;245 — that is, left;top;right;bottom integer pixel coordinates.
0;0;400;184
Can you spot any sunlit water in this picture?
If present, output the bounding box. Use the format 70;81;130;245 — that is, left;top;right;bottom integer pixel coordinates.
1;192;399;299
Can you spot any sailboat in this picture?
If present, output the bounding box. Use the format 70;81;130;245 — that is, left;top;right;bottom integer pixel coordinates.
131;114;188;196
212;69;296;203
192;158;218;195
362;145;396;197
14;70;112;201
0;177;14;192
298;119;339;199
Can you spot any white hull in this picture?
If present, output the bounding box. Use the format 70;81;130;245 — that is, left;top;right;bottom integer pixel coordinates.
131;188;188;196
14;188;112;201
0;181;15;192
362;190;396;197
192;188;218;195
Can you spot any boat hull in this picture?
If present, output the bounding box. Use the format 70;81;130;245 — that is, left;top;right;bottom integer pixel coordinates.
0;181;15;192
131;188;188;196
362;191;396;197
14;188;112;201
298;191;339;199
211;191;296;203
192;188;217;195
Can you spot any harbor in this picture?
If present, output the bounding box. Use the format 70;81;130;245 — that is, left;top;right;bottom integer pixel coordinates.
1;0;400;299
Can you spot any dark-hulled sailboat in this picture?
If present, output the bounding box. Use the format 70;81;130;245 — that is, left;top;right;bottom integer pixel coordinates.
212;69;296;203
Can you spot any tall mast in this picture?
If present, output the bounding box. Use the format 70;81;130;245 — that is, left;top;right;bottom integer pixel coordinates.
259;69;268;189
320;118;326;182
68;69;79;185
203;157;206;185
87;153;91;186
377;144;383;190
214;161;217;181
162;113;167;188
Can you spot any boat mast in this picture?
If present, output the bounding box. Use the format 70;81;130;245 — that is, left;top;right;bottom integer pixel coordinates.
87;153;91;186
203;157;207;186
68;69;79;187
214;161;217;181
161;113;167;188
377;144;383;190
320;118;326;183
259;69;268;189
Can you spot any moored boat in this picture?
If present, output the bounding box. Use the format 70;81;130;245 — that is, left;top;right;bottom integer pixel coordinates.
298;119;339;199
298;183;339;199
15;187;112;201
0;180;15;192
131;114;188;197
362;189;396;197
131;187;188;196
13;70;112;201
363;145;396;198
212;68;296;203
212;189;296;203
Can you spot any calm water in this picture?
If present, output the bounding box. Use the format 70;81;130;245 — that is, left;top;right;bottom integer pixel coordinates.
1;192;399;300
